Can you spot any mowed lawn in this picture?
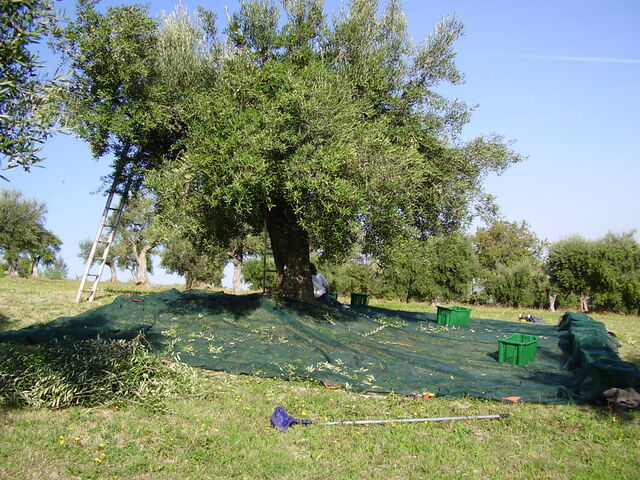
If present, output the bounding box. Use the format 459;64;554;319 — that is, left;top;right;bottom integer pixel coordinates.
1;277;639;480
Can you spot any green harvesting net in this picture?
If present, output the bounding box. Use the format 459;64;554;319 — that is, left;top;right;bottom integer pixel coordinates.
1;290;638;403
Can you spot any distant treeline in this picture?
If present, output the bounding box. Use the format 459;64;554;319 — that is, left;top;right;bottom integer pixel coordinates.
244;221;639;315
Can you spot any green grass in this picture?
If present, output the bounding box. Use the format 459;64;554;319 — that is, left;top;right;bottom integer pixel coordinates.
1;277;639;479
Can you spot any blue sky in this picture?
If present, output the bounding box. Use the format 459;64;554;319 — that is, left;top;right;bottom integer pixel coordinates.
5;0;640;285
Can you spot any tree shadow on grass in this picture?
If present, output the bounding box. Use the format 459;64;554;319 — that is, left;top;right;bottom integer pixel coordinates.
345;304;437;323
0;311;17;333
0;312;153;346
627;355;640;368
580;401;640;424
162;291;263;319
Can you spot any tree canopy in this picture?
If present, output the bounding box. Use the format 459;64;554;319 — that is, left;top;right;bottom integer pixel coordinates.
160;234;227;290
473;219;545;271
0;0;58;176
548;232;640;313
55;0;521;302
0;189;61;276
378;234;477;303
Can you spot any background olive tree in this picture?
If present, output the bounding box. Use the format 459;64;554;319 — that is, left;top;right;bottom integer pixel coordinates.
548;232;640;313
0;189;61;277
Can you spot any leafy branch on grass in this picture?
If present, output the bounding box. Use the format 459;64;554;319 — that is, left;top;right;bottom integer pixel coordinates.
0;335;200;410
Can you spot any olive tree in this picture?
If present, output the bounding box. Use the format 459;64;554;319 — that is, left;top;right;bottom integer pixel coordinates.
148;0;519;302
0;189;60;276
56;0;519;302
546;233;640;313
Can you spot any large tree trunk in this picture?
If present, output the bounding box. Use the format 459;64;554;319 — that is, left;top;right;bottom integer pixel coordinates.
265;202;314;303
130;242;154;287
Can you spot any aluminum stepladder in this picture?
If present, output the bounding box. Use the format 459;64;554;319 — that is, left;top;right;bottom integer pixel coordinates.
75;175;132;302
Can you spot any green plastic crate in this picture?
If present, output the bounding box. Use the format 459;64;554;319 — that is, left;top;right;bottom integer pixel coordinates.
436;306;471;326
350;293;369;306
498;334;538;366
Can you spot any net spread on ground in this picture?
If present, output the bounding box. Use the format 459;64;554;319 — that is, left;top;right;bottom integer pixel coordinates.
1;289;638;403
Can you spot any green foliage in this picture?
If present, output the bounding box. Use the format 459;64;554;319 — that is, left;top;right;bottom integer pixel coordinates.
41;256;68;280
242;257;276;291
484;261;548;308
57;0;520;300
0;0;58;174
321;258;377;296
0;336;199;410
0;189;60;275
547;236;594;300
115;192;161;284
53;1;219;188
160;235;226;289
378;234;477;302
54;0;160;160
473;219;545;270
548;232;640;313
589;232;640;312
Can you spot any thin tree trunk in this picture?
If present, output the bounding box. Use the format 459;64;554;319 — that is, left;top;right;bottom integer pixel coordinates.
30;256;40;278
579;293;589;312
548;295;557;312
232;257;242;293
265;202;314;303
108;262;118;282
7;259;19;276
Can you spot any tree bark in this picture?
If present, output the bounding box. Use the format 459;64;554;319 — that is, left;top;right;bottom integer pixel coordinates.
30;256;40;278
129;242;154;287
107;262;118;282
7;259;19;276
265;201;314;302
548;295;557;312
579;293;589;312
230;242;243;293
232;257;242;293
7;258;20;277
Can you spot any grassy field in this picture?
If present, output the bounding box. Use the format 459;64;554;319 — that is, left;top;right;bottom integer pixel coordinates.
1;277;639;480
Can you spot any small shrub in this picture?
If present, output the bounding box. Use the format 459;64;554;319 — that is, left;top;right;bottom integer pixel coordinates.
0;336;200;409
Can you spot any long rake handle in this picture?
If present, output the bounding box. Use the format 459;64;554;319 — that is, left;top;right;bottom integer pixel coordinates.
318;414;509;426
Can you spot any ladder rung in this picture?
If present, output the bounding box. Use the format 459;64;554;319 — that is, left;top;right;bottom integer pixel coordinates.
76;173;132;303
